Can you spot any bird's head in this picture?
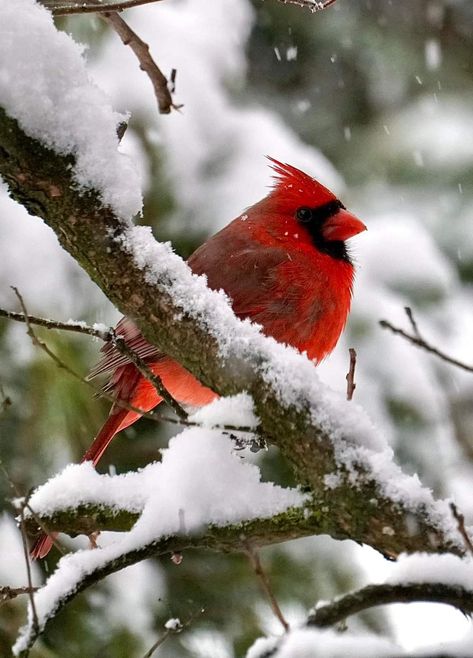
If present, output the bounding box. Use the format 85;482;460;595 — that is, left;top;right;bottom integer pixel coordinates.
265;157;366;260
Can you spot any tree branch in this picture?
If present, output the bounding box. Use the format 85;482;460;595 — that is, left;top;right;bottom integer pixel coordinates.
0;108;461;564
307;581;473;627
100;11;179;115
380;308;473;373
39;0;338;16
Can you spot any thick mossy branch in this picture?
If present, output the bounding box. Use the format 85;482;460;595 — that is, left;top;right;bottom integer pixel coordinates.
23;504;323;549
0;107;462;560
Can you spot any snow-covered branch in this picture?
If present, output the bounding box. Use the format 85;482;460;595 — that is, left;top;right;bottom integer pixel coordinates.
0;102;462;556
0;0;464;558
308;581;473;628
0;3;468;654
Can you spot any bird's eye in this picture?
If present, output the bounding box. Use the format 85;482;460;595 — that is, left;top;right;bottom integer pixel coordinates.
296;207;313;223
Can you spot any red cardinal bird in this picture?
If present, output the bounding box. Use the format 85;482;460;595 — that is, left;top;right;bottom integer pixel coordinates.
31;158;366;558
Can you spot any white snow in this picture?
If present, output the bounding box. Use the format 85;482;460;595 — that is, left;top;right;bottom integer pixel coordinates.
115;222;461;544
164;617;181;630
0;0;142;220
247;628;400;658
388;552;473;589
14;429;305;654
0;514;42;589
189;392;259;429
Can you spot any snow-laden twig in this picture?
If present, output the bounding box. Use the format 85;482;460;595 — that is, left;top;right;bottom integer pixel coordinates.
307;581;473;627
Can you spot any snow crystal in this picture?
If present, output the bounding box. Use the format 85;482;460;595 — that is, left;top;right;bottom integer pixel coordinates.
0;0;142;220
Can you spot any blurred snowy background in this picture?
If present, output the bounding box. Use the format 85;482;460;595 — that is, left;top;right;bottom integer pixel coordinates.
1;0;473;655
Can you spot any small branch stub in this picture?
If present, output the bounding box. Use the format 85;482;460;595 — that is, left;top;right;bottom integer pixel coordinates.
346;347;357;401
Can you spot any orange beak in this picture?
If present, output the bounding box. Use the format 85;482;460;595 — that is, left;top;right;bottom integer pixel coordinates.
321;208;367;242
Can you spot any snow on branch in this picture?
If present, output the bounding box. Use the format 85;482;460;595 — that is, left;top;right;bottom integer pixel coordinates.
254;553;473;658
0;98;463;558
0;0;464;557
0;1;468;653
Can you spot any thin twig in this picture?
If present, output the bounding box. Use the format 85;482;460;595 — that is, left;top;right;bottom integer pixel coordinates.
0;306;111;340
111;332;188;419
0;586;40;604
450;503;473;556
404;306;421;339
0;462;66;557
19;498;39;637
379;309;473;374
1;299;258;435
345;348;357;401
246;545;289;632
101;11;179;114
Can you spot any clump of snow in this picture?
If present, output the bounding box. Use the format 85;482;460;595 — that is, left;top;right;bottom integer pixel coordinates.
14;429;305;654
189;392;259;429
164;617;181;631
388;552;473;589
0;0;142;220
247;628;400;658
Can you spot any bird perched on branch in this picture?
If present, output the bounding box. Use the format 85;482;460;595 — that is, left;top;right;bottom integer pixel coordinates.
31;157;366;558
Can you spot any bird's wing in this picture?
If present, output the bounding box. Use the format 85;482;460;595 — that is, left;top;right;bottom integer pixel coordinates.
188;233;290;320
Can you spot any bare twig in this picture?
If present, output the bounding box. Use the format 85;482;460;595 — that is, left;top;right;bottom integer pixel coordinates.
0;303;263;434
380;308;473;374
345;348;357;401
18;500;39;636
405;306;421;339
0;306;111;340
111;331;188;419
0;586;40;605
101;11;179;114
450;503;473;556
246;545;289;632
